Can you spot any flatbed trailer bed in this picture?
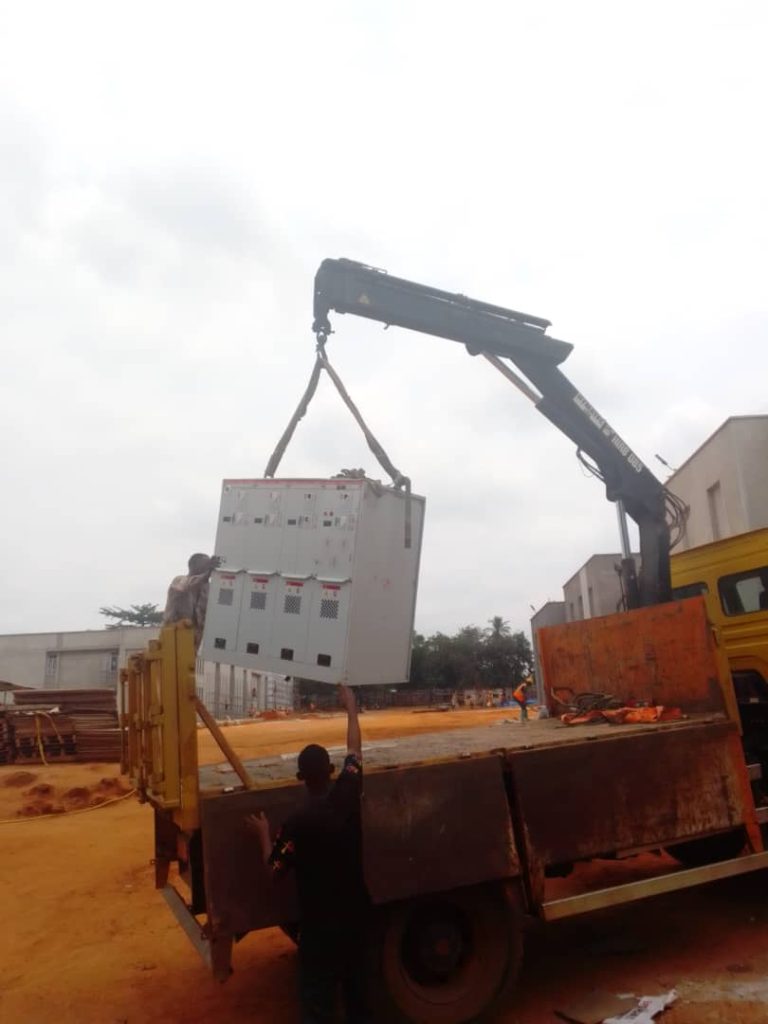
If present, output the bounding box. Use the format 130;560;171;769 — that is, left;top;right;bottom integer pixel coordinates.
197;712;728;791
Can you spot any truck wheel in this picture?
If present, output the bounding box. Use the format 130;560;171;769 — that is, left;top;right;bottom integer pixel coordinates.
666;827;746;868
370;881;523;1024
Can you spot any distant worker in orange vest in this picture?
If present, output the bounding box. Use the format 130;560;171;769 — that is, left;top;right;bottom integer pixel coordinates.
512;680;530;723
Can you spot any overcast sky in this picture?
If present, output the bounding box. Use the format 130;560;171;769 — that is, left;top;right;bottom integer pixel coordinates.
1;1;767;640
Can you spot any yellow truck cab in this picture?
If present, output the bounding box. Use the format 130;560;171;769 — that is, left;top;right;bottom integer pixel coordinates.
671;528;768;770
671;528;768;684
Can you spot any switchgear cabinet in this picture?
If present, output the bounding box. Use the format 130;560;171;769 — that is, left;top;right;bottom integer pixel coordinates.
200;478;425;685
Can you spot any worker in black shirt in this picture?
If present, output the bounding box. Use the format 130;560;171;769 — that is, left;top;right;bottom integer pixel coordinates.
247;684;370;1024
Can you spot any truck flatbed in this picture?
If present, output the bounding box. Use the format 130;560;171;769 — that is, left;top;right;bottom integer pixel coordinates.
126;609;767;1016
197;711;728;792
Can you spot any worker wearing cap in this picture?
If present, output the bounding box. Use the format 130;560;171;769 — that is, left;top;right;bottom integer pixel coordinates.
512;680;530;723
247;685;370;1023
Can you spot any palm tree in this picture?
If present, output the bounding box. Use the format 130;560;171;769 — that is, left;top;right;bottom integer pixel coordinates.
487;616;511;640
99;603;164;627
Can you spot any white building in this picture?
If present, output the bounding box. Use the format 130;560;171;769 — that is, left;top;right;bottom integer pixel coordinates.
667;415;768;550
561;553;640;622
195;660;294;718
554;415;768;625
0;627;294;716
0;626;160;689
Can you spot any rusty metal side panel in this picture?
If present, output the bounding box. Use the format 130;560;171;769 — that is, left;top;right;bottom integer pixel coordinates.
362;755;519;904
539;598;729;715
507;721;748;868
199;755;519;935
200;786;302;936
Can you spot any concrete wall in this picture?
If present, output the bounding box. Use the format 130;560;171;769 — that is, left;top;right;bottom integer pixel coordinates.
0;627;161;689
530;601;566;700
668;416;768;550
562;553;640;622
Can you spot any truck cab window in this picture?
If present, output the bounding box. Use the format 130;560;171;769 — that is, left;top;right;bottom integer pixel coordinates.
718;567;768;616
731;669;768;703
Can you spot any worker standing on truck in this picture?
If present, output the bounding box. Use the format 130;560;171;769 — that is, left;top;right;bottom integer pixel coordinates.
163;552;221;649
247;684;370;1024
512;680;530;723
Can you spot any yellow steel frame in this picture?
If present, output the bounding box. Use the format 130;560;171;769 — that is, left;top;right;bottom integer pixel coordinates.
120;622;200;832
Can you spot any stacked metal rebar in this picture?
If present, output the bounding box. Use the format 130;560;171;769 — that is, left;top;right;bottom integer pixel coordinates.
10;689;120;763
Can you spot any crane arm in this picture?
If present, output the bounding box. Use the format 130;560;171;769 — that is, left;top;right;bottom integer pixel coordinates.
313;258;677;608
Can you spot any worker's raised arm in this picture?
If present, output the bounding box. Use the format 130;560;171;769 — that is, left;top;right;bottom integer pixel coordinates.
339;685;362;760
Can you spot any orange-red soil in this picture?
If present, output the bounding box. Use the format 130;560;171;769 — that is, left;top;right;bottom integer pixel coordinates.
2;708;766;1023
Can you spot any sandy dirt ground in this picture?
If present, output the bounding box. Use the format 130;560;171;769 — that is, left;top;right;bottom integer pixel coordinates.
2;707;767;1024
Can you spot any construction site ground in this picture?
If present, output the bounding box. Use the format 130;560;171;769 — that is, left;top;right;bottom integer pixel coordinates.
2;706;767;1024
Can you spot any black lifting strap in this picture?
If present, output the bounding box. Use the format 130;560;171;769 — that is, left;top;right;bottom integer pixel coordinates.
263;336;413;548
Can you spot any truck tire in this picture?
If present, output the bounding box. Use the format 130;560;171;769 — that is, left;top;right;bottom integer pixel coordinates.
666;827;746;868
369;880;524;1024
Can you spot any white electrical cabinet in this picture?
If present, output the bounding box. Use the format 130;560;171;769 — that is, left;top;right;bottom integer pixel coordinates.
200;478;425;686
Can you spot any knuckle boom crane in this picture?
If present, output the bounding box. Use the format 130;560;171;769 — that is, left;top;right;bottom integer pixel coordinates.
313;258;685;609
119;262;762;1018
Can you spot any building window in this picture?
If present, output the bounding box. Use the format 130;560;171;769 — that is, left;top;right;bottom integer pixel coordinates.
577;594;584;619
587;586;594;618
719;567;768;616
707;481;724;541
44;653;58;682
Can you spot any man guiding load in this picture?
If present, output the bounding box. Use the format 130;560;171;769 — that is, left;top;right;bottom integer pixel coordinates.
247;684;370;1024
163;552;221;649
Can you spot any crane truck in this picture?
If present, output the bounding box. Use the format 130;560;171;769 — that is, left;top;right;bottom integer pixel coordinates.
123;260;768;1024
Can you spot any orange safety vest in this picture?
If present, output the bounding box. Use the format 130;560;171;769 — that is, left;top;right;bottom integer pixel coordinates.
512;684;527;704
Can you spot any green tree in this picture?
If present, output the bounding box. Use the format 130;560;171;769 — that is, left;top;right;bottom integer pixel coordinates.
481;630;532;687
409;632;428;687
487;616;512;640
452;625;485;687
407;619;532;690
423;631;463;688
99;603;164;627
